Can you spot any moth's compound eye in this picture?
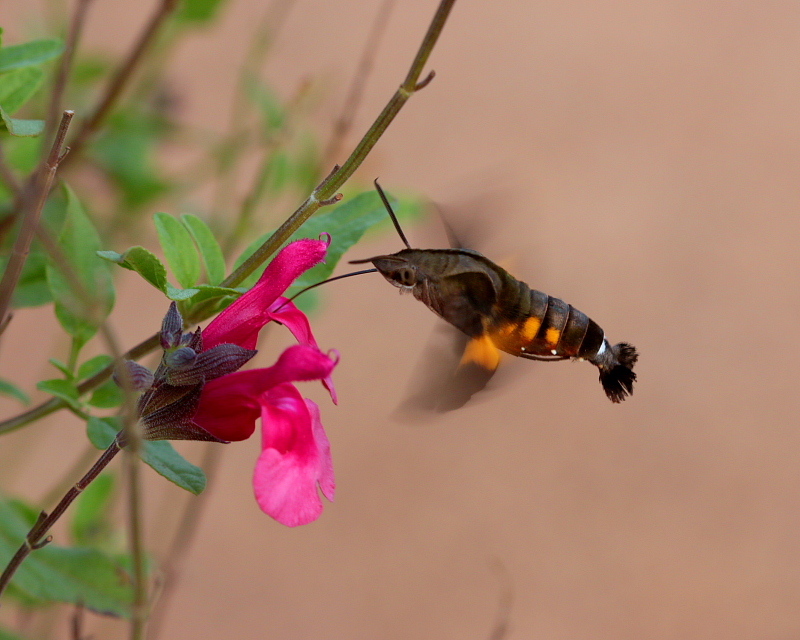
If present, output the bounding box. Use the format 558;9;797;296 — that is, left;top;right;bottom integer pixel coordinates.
394;268;416;287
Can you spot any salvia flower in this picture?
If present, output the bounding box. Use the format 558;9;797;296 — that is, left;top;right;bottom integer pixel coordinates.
121;238;338;527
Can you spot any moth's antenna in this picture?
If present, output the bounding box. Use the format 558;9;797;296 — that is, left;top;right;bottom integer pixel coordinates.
273;269;378;312
374;178;412;249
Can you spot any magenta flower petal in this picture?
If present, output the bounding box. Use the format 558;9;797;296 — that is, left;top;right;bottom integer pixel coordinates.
254;384;335;527
268;298;338;403
203;239;328;350
193;345;336;442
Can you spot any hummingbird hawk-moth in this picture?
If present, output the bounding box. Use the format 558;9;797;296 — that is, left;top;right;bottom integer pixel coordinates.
348;181;639;404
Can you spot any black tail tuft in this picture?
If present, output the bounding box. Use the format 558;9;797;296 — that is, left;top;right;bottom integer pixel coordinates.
599;343;638;403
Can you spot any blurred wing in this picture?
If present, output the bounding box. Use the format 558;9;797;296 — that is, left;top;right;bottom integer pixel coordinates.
395;325;502;415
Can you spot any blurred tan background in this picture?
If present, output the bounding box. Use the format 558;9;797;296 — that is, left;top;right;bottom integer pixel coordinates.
4;0;800;638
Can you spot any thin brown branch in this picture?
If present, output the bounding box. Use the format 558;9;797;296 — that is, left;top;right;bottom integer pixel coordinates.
0;440;121;601
70;602;86;640
0;110;74;335
45;0;94;144
61;0;180;168
323;0;396;168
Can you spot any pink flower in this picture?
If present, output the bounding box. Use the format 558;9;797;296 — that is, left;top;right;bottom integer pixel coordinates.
192;238;338;527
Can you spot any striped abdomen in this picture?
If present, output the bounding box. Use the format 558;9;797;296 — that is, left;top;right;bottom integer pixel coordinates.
488;279;604;360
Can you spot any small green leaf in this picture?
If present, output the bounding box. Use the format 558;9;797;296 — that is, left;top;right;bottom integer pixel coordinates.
98;246;168;293
78;354;114;381
96;250;126;264
181;214;226;285
0;67;44;113
71;473;115;547
154;212;202;289
140;441;206;495
0;499;133;616
36;379;80;409
184;283;242;306
86;416;119;449
165;283;200;301
0;379;29;405
247;78;285;132
87;379;124;409
0;106;44;136
0;625;32;640
48;358;73;378
46;186;115;346
9;251;52;307
265;150;290;195
0;39;63;72
176;0;228;24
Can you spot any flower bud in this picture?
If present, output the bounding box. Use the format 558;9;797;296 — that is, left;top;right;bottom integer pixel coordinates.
160;302;184;349
164;346;197;370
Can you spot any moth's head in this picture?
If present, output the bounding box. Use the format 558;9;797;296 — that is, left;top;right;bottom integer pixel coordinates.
350;252;419;290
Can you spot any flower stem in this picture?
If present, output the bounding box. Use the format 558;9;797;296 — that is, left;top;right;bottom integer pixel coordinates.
0;440;121;602
0;0;460;434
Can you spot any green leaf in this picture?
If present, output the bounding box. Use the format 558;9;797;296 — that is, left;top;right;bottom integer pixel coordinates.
181;214;226;285
247;78;285;132
0;379;29;405
45;186;115;346
176;0;228;24
265;150;290;195
71;474;115;547
140;441;206;495
154;212;202;289
36;379;80;410
0;39;63;72
183;283;241;306
86;416;119;449
47;358;73;378
0;67;44;113
98;246;167;293
78;354;114;381
0;251;51;308
163;283;198;301
91;110;171;209
0;625;32;640
0;499;133;616
87;378;123;409
0;106;44;136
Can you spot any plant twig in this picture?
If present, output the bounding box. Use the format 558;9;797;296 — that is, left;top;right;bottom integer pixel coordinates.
61;0;180;168
323;0;396;168
0;440;121;601
0;110;74;335
0;0;459;433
